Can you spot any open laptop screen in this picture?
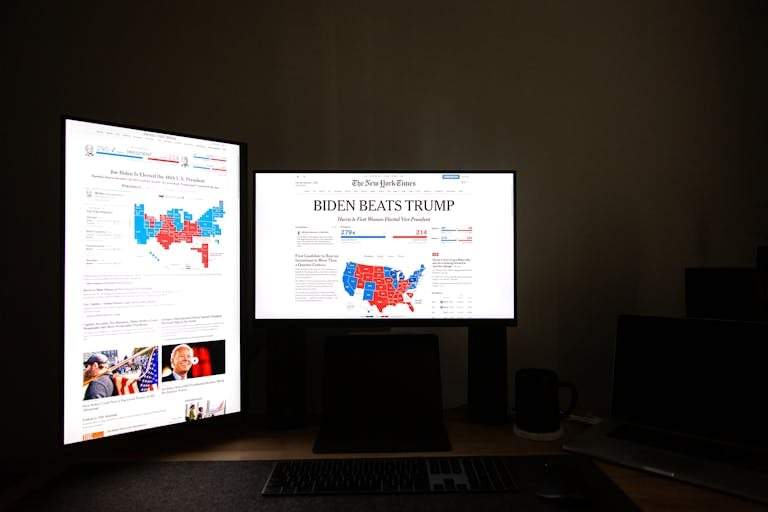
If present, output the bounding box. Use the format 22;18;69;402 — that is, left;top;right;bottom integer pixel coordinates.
611;315;768;449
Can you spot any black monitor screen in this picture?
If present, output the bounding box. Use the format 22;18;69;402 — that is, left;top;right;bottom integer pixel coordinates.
612;315;768;448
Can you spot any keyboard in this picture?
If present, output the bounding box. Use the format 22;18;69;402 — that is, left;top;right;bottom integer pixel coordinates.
262;456;519;495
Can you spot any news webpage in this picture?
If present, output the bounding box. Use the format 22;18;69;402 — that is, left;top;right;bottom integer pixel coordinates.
254;172;515;320
63;119;241;444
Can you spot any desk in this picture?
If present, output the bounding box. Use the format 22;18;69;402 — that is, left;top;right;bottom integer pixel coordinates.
152;409;766;512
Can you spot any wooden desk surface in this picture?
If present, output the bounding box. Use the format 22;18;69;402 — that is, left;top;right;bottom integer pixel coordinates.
154;410;767;512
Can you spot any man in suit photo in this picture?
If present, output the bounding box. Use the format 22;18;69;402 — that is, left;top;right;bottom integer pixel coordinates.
163;344;194;382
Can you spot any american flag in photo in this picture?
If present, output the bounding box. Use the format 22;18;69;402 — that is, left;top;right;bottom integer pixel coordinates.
138;348;159;392
113;374;139;395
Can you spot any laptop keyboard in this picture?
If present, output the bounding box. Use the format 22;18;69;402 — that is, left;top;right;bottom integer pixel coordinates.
262;456;519;495
608;424;768;473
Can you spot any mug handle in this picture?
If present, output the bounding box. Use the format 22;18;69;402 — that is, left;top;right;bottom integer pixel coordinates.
558;381;578;418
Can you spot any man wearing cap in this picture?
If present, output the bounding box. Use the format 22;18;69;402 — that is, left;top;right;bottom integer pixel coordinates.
83;353;116;399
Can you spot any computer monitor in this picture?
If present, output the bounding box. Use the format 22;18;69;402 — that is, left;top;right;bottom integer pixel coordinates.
62;117;246;445
253;172;516;325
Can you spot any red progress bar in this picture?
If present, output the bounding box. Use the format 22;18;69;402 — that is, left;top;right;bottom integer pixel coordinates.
148;157;179;163
212;168;227;171
209;157;227;162
392;235;428;239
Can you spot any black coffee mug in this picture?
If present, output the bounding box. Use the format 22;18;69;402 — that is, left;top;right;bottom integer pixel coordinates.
514;368;578;440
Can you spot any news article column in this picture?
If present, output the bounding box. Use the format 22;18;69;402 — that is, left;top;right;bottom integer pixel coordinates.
63;120;241;444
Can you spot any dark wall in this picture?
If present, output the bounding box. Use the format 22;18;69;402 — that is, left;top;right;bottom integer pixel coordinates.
4;1;766;461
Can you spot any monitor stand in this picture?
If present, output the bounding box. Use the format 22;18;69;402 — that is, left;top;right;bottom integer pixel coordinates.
264;325;307;429
467;324;508;424
313;333;451;453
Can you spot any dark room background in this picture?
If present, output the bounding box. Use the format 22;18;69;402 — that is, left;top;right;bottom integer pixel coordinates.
4;0;766;462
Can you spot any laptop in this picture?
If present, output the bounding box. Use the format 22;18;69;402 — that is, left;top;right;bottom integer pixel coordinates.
564;315;768;504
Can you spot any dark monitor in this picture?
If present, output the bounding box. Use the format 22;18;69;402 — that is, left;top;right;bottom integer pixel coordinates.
685;267;768;321
612;315;768;449
314;333;450;453
253;171;516;325
62;117;246;445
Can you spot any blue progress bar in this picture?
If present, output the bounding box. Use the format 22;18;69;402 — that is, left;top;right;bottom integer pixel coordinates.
442;174;460;179
192;166;211;170
193;155;210;160
341;235;386;239
96;151;142;159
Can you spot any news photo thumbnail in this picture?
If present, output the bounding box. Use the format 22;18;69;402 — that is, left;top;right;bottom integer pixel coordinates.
161;340;225;382
184;399;227;421
82;346;160;400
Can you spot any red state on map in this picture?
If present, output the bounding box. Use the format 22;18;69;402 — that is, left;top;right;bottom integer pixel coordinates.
351;263;421;313
368;276;413;313
191;243;210;268
154;215;202;250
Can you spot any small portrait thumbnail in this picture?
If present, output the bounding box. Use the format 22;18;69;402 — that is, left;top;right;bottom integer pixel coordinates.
161;340;225;383
184;399;227;421
83;346;159;400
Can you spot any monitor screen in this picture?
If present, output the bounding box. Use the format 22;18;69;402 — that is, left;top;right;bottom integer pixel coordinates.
254;172;516;322
612;315;768;448
63;118;243;444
